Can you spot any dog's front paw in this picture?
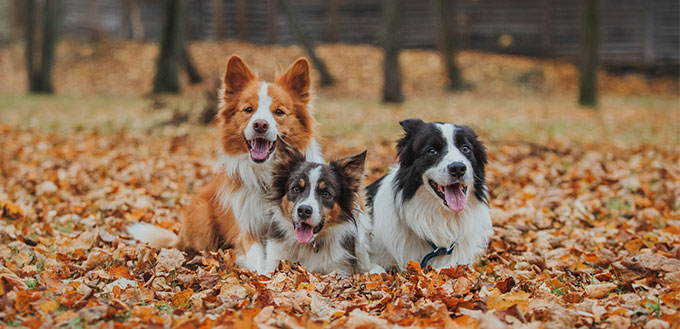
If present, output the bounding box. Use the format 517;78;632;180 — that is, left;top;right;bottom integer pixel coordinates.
369;264;386;274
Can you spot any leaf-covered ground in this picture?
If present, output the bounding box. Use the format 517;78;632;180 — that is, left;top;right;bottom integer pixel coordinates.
1;42;679;328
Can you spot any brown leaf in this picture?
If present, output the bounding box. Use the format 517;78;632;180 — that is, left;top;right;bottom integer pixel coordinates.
584;283;617;299
156;248;185;273
495;277;515;293
623;254;680;273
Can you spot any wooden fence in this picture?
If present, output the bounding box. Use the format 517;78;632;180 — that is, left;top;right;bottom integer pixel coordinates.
8;0;678;67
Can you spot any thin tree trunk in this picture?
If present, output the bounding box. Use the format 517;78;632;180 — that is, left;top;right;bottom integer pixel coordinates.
38;0;61;93
24;0;38;92
326;0;339;43
182;44;203;84
153;0;183;94
213;0;224;40
432;0;463;91
578;0;599;107
12;0;24;42
381;0;403;103
279;0;334;86
127;0;145;40
236;0;247;41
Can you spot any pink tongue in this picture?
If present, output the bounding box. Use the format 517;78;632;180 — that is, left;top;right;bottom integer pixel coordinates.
294;225;314;243
250;139;270;160
444;185;466;212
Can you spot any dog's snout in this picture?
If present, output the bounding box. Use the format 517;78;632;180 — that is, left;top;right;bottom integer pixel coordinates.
447;162;466;178
253;119;269;133
297;205;313;219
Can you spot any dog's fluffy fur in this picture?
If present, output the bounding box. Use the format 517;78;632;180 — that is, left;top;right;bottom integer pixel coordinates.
263;138;379;276
128;56;322;272
366;119;492;270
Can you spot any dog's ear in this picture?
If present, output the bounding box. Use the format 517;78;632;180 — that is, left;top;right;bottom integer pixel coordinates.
396;119;425;166
224;55;257;95
332;150;367;192
277;58;310;103
275;136;305;169
271;136;305;201
399;119;425;136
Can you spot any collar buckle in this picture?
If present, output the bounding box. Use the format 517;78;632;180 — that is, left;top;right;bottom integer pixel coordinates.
419;240;456;268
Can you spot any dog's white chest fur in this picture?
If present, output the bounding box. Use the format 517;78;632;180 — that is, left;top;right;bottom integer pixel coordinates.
370;168;492;270
214;139;322;272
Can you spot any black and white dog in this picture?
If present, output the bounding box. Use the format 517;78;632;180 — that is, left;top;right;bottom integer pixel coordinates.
365;119;492;270
264;138;380;276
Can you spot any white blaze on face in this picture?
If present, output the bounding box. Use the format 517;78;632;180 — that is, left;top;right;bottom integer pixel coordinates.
244;82;278;141
422;124;474;212
293;166;323;244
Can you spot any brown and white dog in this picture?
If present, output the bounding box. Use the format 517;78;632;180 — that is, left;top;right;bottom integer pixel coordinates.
128;56;323;272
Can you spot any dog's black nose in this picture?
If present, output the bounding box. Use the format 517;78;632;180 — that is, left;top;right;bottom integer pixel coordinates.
253;119;269;133
297;205;313;219
448;162;467;177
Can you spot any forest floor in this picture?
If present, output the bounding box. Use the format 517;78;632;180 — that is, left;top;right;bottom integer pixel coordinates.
0;41;679;328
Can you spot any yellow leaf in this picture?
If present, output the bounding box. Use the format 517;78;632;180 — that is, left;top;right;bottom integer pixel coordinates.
297;282;314;291
40;300;59;313
486;288;531;311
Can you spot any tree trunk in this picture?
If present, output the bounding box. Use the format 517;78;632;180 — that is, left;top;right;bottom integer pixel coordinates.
213;0;224;40
182;44;203;84
38;0;61;93
126;0;145;40
326;0;339;43
578;0;599;107
153;0;183;94
279;0;334;86
381;0;403;103
24;0;61;94
235;0;247;41
12;0;24;42
24;0;38;92
432;0;463;91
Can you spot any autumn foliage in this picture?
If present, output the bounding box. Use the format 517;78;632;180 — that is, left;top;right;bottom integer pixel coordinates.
0;42;679;328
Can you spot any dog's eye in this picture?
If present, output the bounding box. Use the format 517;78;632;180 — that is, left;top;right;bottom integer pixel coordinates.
274;109;284;116
291;186;302;193
427;147;438;156
244;107;253;113
461;145;471;154
321;191;332;199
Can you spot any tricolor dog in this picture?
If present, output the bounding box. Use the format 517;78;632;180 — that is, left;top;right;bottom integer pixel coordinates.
263;138;379;276
128;56;322;272
366;119;492;270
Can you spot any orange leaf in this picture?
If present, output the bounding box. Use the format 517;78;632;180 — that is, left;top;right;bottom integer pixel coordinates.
234;308;261;329
171;289;193;309
109;265;132;280
624;239;643;253
133;306;153;322
113;285;121;299
583;253;601;263
1;201;23;219
406;260;421;274
453;315;479;328
22;318;42;329
16;291;40;314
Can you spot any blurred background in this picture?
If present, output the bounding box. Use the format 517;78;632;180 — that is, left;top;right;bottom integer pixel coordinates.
0;0;678;154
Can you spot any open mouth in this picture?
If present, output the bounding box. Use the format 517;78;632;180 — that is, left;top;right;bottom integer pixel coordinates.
429;180;468;212
293;221;324;244
246;137;276;162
